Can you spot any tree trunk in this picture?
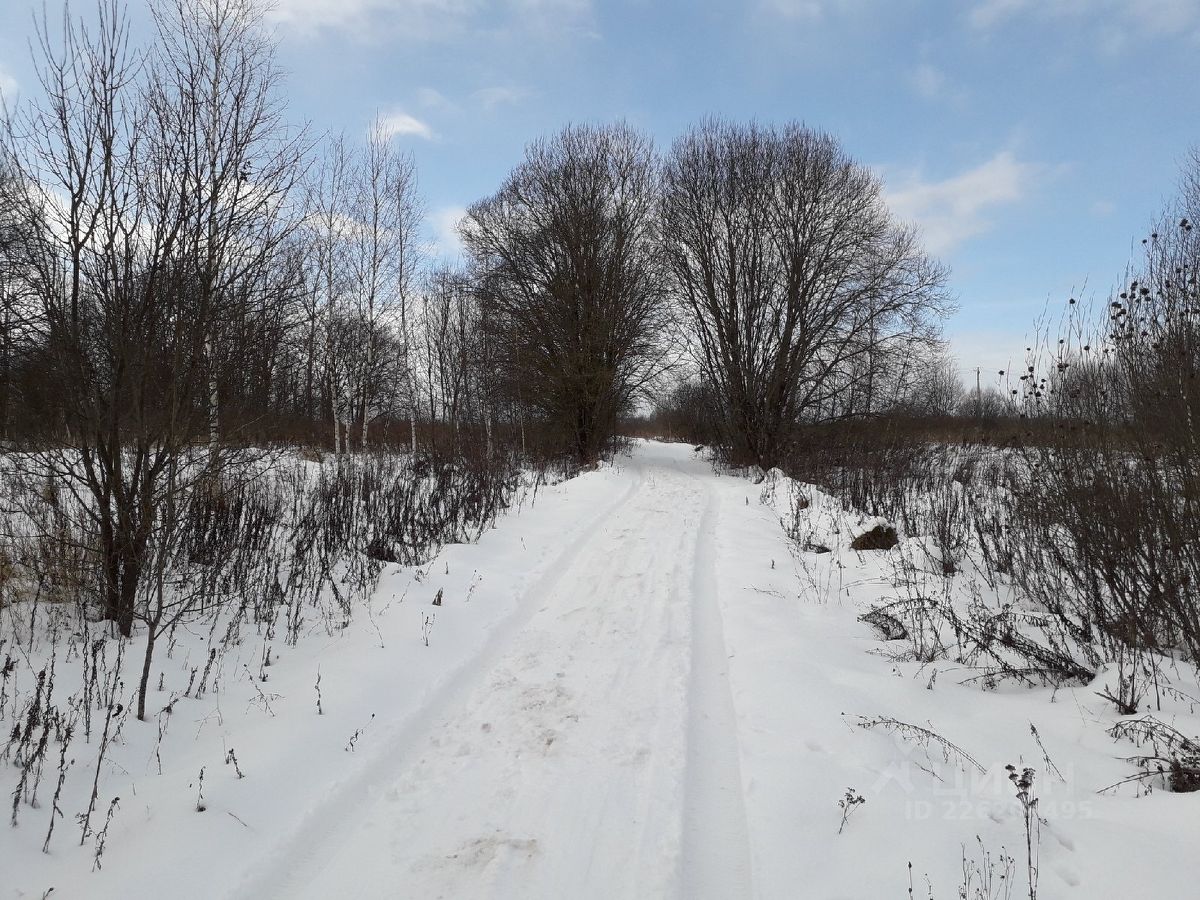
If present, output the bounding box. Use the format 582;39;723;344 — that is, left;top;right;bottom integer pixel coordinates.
117;553;140;639
207;337;219;456
101;523;122;628
137;620;158;720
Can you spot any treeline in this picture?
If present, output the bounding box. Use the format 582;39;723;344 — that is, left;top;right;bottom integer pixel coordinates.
0;0;483;460
0;0;958;652
22;0;1200;658
0;0;959;476
2;7;1191;484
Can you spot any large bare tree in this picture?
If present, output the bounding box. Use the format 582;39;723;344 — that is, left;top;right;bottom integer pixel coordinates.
462;122;668;465
661;119;949;468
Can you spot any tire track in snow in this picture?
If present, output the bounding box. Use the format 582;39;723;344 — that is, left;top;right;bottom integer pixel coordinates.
227;462;647;900
255;450;698;899
681;472;755;899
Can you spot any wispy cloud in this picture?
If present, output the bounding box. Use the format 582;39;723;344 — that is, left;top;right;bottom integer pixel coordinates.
884;151;1047;255
0;64;18;102
376;110;436;141
269;0;471;38
759;0;892;21
416;87;455;110
968;0;1034;30
472;86;528;110
430;205;468;260
908;62;967;104
969;0;1200;41
760;0;824;18
268;0;593;41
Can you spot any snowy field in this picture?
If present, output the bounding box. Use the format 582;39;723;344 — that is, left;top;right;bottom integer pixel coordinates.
4;440;1198;899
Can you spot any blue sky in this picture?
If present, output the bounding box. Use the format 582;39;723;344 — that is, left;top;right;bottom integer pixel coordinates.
2;0;1198;377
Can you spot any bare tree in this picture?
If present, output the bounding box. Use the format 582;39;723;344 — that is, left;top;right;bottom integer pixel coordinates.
413;264;507;458
9;0;159;637
661;119;950;468
463;122;669;465
959;385;1010;421
418;266;470;454
147;0;308;453
892;348;963;417
5;0;302;669
305;135;353;451
0;143;41;444
345;120;420;449
304;124;420;453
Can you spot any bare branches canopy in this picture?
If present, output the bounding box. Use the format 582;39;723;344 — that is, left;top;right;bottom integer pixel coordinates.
462;122;670;465
661;119;950;468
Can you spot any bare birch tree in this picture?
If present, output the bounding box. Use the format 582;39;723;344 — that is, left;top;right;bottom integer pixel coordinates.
345;120;420;450
305;124;420;453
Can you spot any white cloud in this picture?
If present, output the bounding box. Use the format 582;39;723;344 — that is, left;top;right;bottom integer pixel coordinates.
430;205;468;260
761;0;824;18
268;0;471;37
884;151;1046;255
268;0;592;40
510;0;590;16
968;0;1035;30
760;0;894;20
376;110;435;141
472;85;528;110
416;87;454;110
970;0;1200;40
908;62;967;104
0;65;18;102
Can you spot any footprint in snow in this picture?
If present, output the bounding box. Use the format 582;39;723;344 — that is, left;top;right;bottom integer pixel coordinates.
1055;864;1082;887
1052;829;1077;852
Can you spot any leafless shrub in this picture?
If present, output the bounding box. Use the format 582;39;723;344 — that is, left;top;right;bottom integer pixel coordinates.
1106;715;1200;794
958;836;1016;900
1005;765;1039;900
853;714;985;775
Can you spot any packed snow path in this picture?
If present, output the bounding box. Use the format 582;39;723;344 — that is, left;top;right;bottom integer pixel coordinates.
236;441;754;899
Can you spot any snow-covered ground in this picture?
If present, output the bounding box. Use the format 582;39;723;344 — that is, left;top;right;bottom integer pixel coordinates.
4;440;1198;898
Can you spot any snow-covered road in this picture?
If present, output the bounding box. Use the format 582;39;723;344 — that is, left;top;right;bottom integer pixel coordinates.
224;440;1200;900
236;441;755;900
